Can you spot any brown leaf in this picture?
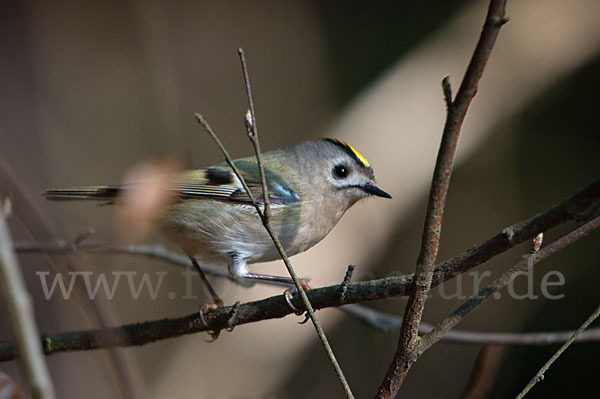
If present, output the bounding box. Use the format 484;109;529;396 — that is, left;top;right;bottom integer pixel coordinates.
115;159;181;241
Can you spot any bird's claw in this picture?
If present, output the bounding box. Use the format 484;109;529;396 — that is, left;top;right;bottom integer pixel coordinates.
284;288;302;315
198;303;221;341
226;301;241;332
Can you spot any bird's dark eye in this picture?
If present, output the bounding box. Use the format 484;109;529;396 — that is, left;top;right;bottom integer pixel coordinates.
333;164;349;179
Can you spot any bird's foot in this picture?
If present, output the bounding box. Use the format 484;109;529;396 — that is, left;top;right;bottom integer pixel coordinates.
283;279;311;324
198;303;222;342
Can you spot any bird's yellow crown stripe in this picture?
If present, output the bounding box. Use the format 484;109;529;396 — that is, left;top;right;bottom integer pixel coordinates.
330;139;370;168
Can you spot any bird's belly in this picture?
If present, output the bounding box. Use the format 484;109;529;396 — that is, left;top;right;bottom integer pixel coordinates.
159;200;312;265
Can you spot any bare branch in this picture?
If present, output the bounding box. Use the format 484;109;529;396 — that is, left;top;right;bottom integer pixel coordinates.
0;212;56;398
196;100;354;397
442;75;453;111
377;1;508;396
338;265;356;304
238;48;270;223
516;303;600;398
13;240;289;288
417;215;600;354
341;304;600;345
432;177;600;286
0;159;140;398
195;113;264;218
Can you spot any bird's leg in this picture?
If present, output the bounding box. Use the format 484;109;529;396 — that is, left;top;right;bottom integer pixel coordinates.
187;255;225;340
228;254;310;316
227;253;311;290
244;273;311;291
188;255;224;307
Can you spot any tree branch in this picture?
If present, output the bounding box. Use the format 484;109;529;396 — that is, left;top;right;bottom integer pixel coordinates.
0;212;56;398
341;304;600;345
376;1;508;396
515;302;600;398
238;48;270;223
13;241;289;288
432;178;599;286
417;215;600;354
196;66;354;397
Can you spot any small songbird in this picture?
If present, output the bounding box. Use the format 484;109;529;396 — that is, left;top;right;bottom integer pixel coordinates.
44;139;391;296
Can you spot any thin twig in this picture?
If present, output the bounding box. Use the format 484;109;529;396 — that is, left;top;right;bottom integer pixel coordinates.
417;216;600;355
1;216;598;362
238;48;270;222
16;240;226;275
376;1;508;396
238;50;353;397
341;303;600;345
0;160;139;398
432;177;599;285
195;111;354;398
339;265;356;304
442;75;453;111
0;212;56;398
14;240;289;288
195;114;264;217
515;303;600;398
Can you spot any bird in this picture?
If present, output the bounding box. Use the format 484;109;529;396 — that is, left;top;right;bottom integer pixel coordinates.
43;138;391;304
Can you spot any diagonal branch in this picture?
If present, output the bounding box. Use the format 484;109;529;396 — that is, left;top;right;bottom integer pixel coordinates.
340;304;600;345
238;48;270;223
195;114;264;217
376;1;508;396
0;211;56;398
196;100;354;396
417;215;600;354
238;48;354;395
516;302;600;398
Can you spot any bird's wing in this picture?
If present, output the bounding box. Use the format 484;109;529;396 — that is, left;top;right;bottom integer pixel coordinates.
43;163;301;206
168;165;300;206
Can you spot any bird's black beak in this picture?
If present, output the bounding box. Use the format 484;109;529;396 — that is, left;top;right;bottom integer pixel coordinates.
363;184;392;199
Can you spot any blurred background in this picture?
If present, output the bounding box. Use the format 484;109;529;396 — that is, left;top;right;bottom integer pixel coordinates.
1;0;599;397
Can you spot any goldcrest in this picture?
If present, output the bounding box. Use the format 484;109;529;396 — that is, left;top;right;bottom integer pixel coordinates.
44;139;391;286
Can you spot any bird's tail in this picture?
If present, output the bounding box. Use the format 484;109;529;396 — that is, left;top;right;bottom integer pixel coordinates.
42;185;121;201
